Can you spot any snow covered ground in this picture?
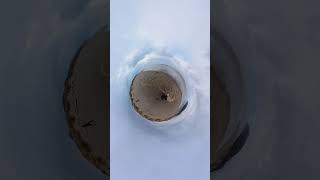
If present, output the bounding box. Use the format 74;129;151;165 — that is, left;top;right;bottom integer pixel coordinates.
110;0;210;180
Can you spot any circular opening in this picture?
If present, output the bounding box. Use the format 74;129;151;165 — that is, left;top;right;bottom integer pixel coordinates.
130;66;187;122
160;93;168;101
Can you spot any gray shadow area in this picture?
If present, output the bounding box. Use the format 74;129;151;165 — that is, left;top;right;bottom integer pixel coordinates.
0;0;107;179
212;0;320;179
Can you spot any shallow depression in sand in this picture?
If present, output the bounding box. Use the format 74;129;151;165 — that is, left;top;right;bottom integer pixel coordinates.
130;70;183;121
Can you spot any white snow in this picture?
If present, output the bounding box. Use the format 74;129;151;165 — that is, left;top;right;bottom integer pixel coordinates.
110;0;210;179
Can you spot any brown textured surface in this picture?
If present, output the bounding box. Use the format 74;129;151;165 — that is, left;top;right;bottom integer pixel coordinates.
130;71;182;121
63;27;109;175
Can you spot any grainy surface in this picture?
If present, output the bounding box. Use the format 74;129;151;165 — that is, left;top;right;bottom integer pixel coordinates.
130;71;182;121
